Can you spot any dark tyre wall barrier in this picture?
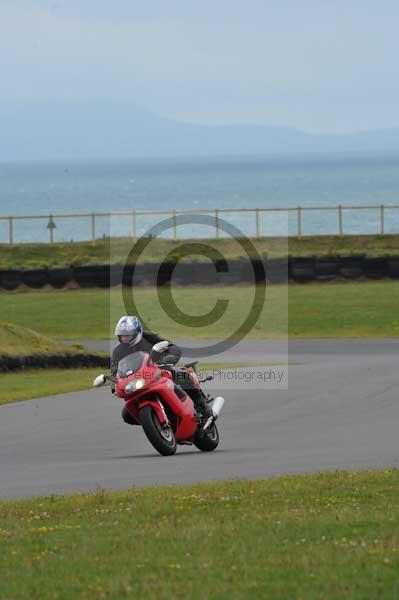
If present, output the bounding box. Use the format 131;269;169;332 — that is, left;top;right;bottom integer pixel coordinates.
157;261;176;286
339;255;365;279
388;257;399;279
266;258;289;283
0;353;110;373
251;259;267;284
289;257;316;282
73;266;111;288
363;257;388;279
314;257;338;281
121;264;135;287
167;262;193;285
228;260;246;284
141;263;159;286
21;269;48;289
110;264;124;287
2;256;399;289
191;262;220;285
47;268;73;288
0;270;23;290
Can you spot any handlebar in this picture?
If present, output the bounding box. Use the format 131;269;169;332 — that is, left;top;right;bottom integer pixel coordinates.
199;375;214;383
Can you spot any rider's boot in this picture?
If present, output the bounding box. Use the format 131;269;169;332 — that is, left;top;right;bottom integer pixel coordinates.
190;390;213;419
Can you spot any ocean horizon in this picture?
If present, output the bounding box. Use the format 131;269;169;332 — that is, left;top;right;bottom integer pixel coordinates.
1;152;399;243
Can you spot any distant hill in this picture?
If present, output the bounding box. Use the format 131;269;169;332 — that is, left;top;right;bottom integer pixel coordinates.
1;100;399;160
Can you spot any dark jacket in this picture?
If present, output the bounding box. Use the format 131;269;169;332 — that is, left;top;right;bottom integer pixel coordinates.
111;331;181;376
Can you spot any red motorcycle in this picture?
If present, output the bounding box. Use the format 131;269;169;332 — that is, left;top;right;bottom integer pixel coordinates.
93;341;224;456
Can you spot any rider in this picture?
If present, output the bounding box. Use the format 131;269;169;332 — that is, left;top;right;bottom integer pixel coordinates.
111;316;213;423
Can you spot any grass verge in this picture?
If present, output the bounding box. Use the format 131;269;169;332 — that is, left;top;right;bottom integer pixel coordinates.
0;322;85;357
0;281;398;339
0;367;100;405
2;234;399;269
1;469;399;599
0;363;269;405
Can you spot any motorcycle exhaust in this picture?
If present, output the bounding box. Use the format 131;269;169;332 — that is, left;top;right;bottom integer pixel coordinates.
211;396;225;418
202;396;225;432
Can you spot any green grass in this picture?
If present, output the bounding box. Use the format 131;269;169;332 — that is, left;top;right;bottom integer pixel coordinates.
1;280;398;340
0;322;85;357
1;469;399;599
2;234;399;269
0;367;101;405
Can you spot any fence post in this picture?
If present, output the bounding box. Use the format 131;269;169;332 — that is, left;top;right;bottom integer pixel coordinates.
172;209;177;239
380;205;385;235
91;213;96;246
8;216;13;245
297;207;302;238
338;205;343;236
47;214;56;243
255;208;260;238
132;210;137;239
215;209;220;238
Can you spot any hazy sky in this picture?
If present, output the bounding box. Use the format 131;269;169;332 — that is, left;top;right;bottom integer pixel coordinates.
1;0;398;133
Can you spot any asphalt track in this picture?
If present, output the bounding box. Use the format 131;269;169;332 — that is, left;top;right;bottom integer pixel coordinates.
1;339;399;499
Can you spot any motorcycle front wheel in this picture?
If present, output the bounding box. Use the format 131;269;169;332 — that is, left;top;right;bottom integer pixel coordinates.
139;405;177;456
193;423;219;452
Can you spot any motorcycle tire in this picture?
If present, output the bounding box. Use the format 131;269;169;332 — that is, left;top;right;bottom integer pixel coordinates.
193;423;219;452
139;405;177;456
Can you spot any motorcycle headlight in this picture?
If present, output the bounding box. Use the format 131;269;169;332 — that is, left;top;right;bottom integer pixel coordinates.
125;378;146;394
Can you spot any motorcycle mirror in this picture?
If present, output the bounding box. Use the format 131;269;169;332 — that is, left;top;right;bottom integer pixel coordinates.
93;374;106;387
152;340;169;354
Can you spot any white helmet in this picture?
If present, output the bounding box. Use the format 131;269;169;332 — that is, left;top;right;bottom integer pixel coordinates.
115;316;143;346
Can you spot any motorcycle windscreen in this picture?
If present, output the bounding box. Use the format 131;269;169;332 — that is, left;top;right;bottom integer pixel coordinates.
117;352;146;378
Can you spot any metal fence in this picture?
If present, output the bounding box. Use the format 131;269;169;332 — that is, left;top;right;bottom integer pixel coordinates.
0;204;397;244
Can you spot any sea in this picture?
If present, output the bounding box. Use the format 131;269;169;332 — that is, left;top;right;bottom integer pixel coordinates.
1;153;399;243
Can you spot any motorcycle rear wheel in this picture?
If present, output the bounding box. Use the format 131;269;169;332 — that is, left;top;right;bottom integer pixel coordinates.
193;423;219;452
139;405;177;456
